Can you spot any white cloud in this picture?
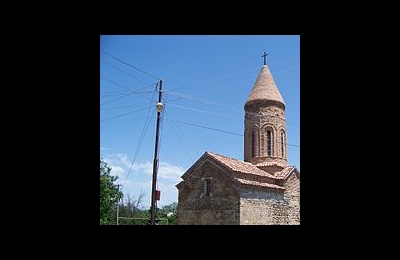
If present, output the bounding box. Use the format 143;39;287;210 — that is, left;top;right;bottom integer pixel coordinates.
158;162;185;181
115;153;134;169
111;165;125;178
120;180;132;186
156;181;179;207
106;153;153;175
102;153;186;209
132;162;153;175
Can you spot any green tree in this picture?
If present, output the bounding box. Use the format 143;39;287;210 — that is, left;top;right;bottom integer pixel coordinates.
118;191;148;225
100;158;122;225
157;202;178;225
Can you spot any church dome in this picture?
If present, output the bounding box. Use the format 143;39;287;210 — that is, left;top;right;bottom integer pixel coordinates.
244;65;285;110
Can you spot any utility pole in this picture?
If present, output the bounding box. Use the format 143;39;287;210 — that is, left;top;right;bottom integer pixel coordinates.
150;79;163;225
116;184;121;225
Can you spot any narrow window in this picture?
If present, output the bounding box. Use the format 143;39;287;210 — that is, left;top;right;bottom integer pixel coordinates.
204;179;211;196
252;131;256;157
267;130;272;156
281;131;285;158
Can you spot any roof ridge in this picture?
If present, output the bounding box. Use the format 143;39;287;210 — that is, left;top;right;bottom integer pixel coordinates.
206;151;278;179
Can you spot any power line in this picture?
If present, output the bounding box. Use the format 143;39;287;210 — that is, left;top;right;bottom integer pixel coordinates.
161;55;299;107
165;78;253;104
164;89;242;111
165;117;300;147
268;55;300;65
166;118;242;137
166;55;300;91
100;84;159;121
100;76;157;93
168;120;195;163
100;76;154;94
167;67;300;102
100;53;299;110
165;64;300;104
100;92;136;106
167;104;237;119
274;67;300;74
100;92;132;98
101;107;150;122
168;54;299;92
123;85;158;185
101;104;147;111
164;90;300;127
160;102;195;165
101;54;299;123
166;102;299;127
156;87;301;136
100;49;160;81
169;65;260;92
100;58;151;86
100;79;157;106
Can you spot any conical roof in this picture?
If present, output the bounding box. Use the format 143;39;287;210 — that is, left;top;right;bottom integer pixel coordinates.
245;65;285;107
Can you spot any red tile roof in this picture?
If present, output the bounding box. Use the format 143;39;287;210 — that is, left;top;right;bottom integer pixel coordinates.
255;161;287;168
207;152;277;179
234;177;285;190
274;166;296;179
179;151;299;191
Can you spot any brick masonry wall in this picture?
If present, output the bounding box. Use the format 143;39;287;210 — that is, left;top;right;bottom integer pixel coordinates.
244;104;287;165
177;161;240;225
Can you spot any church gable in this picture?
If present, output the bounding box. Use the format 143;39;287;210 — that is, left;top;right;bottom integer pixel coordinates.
177;158;238;198
176;153;241;225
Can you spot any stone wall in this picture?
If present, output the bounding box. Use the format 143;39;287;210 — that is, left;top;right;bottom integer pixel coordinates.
283;173;300;224
239;188;288;225
177;160;240;225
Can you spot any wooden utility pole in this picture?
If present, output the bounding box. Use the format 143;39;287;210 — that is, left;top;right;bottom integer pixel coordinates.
116;184;121;225
150;80;163;225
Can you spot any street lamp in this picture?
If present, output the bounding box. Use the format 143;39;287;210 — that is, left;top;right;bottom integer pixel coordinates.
156;102;163;113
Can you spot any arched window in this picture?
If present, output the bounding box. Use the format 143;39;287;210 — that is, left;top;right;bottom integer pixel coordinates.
252;131;256;157
204;179;211;196
281;131;285;158
266;130;272;156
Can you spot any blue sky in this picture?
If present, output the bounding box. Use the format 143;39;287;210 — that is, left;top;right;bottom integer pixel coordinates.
100;35;300;209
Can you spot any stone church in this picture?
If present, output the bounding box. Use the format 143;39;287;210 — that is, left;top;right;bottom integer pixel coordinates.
175;54;300;225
